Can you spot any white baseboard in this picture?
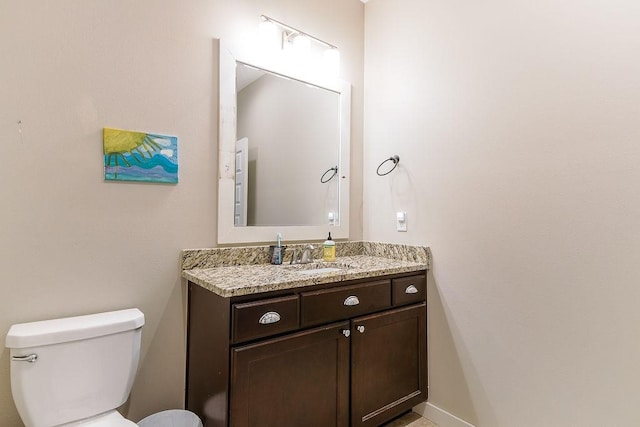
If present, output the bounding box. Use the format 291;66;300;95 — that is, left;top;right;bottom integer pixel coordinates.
413;402;476;427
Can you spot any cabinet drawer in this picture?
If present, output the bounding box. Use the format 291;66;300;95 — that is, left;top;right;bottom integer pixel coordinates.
301;280;391;327
232;295;299;343
392;274;426;306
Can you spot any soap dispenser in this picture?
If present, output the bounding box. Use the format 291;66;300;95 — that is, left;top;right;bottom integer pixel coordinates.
323;232;336;262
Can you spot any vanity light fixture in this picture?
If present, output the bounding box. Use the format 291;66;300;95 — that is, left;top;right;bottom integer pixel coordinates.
259;15;340;76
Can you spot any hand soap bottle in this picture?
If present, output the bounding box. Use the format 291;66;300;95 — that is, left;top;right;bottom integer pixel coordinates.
323;232;336;262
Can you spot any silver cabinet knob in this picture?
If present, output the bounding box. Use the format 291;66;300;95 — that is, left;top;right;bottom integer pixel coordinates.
259;311;281;325
344;295;360;306
405;285;418;294
342;329;351;338
357;325;365;333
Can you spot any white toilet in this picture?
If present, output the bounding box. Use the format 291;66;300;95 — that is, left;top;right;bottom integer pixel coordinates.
5;308;146;427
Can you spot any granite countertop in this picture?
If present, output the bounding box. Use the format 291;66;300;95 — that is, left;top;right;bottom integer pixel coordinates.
181;241;431;298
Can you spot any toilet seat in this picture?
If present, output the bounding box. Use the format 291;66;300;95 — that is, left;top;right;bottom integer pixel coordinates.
62;410;137;426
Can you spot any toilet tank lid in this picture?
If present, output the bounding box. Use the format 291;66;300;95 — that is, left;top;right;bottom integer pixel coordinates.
5;308;145;349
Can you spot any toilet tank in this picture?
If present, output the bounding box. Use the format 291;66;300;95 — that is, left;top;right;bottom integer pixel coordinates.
5;309;145;427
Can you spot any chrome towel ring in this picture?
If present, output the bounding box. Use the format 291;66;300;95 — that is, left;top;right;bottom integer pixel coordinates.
320;166;338;183
376;155;400;176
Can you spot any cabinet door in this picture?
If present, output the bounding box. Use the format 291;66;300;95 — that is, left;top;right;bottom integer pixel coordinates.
351;303;427;427
230;321;350;427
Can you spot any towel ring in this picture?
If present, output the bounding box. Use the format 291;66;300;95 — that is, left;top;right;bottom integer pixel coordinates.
376;155;400;176
320;166;338;183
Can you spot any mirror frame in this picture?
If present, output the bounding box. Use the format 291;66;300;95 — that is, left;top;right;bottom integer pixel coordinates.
217;41;351;244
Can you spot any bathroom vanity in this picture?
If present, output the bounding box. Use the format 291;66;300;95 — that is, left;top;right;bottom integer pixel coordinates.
182;243;430;427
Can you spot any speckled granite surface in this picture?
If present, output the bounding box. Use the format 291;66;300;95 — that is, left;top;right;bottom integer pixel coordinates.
181;241;430;269
181;242;431;298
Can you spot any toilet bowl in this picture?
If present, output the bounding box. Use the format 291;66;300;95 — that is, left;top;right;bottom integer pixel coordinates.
137;410;202;427
5;309;145;427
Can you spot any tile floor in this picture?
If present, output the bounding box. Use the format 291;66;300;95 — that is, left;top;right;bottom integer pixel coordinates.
382;411;438;427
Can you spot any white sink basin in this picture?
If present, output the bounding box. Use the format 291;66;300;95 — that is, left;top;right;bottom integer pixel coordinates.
295;267;343;275
285;261;356;275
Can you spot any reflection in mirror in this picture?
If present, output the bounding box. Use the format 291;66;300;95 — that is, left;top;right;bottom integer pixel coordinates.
218;41;350;244
235;62;340;227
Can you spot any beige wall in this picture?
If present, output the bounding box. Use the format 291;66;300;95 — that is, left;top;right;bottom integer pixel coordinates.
365;0;640;425
0;0;363;425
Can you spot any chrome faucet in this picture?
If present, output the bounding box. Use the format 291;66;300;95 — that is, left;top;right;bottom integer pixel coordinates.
291;245;314;264
301;245;314;263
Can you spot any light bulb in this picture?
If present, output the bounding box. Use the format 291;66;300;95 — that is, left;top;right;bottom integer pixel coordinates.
292;34;311;54
258;19;278;50
323;48;340;77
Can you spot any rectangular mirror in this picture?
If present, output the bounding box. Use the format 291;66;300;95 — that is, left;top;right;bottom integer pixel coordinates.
218;41;351;244
236;62;340;227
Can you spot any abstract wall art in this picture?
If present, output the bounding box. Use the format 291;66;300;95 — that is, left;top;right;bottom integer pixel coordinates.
103;128;178;183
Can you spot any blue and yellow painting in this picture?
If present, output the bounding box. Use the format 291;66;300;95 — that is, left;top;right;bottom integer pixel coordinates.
103;128;178;183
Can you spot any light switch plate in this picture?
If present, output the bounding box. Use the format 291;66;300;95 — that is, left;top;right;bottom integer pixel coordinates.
396;211;407;232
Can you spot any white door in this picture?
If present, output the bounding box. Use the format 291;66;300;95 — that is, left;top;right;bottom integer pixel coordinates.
234;137;249;226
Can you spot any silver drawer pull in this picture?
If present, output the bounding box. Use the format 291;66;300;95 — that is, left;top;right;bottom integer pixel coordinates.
342;329;351;338
405;285;418;294
259;312;281;325
344;296;360;306
357;325;365;333
12;354;37;363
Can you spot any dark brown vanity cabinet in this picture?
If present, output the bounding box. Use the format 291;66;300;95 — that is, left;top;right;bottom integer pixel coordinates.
186;272;427;427
351;303;427;427
230;321;351;427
